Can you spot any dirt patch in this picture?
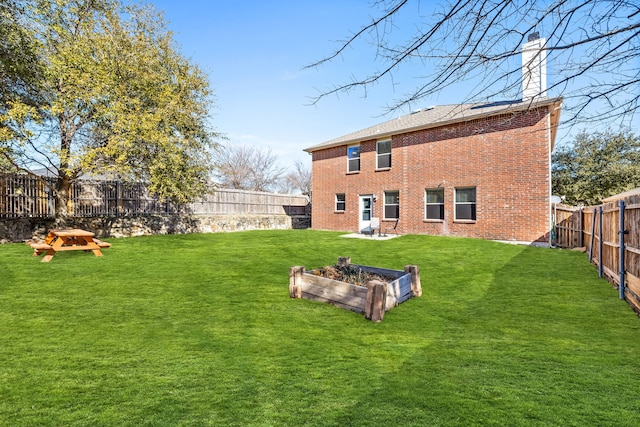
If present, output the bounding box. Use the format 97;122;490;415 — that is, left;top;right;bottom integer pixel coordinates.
307;264;396;287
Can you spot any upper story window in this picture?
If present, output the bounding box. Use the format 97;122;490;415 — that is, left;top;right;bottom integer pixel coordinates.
384;190;399;219
347;145;360;173
376;139;391;169
455;187;476;221
425;188;444;220
335;193;346;211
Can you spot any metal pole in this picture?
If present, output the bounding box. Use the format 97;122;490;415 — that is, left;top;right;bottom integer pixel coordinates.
619;200;626;300
552;202;557;247
589;208;596;262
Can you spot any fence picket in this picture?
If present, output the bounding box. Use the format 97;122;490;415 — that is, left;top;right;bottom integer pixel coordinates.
0;173;309;218
555;191;640;315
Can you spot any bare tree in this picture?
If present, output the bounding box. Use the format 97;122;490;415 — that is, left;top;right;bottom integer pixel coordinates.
213;143;286;192
279;160;312;197
307;0;640;128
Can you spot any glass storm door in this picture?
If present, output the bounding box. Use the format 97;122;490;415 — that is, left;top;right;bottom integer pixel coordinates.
359;195;373;232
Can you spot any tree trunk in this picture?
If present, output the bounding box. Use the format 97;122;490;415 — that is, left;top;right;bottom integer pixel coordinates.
55;112;74;229
54;172;72;229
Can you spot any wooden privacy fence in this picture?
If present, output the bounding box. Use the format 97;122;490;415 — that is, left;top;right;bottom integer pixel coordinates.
289;257;422;322
553;204;583;249
188;189;308;216
0;173;309;218
554;192;640;314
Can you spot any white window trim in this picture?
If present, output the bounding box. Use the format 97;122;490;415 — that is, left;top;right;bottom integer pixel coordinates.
454;187;477;222
335;193;346;212
383;190;400;220
376;139;392;170
347;144;360;173
425;188;445;221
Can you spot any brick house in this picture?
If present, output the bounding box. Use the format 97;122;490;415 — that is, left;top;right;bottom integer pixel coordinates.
304;97;562;243
304;34;563;243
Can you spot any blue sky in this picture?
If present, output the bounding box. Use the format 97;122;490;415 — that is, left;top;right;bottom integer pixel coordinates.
151;0;639;169
152;0;391;168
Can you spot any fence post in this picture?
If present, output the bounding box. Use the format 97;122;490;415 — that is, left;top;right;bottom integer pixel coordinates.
589;208;596;262
619;200;626;300
115;180;120;217
579;208;584;247
289;266;304;299
365;280;387;322
404;265;422;297
598;206;603;278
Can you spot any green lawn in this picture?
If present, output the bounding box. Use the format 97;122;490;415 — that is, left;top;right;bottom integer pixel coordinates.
0;230;638;426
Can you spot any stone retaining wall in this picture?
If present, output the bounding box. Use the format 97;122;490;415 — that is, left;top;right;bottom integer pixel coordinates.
0;214;310;243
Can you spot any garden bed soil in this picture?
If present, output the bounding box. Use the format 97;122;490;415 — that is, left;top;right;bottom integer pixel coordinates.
307;264;397;287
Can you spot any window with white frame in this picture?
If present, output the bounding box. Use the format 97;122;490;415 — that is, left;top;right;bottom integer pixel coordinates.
376;139;391;169
347;145;360;173
384;191;399;219
425;188;444;220
455;187;476;221
335;193;345;211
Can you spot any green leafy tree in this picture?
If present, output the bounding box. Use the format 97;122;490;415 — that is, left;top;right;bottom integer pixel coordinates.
0;152;15;172
552;130;640;205
1;0;42;166
0;0;41;107
1;0;217;225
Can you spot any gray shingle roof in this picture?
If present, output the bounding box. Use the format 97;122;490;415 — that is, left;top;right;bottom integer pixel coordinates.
304;97;563;152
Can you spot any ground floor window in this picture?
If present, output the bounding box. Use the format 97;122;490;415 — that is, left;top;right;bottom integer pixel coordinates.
425;188;444;220
455;187;476;221
335;193;345;211
384;191;399;219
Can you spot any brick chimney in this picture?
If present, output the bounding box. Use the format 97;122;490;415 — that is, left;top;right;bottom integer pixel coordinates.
522;32;547;101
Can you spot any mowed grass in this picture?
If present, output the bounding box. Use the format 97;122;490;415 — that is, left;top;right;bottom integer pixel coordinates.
0;230;639;426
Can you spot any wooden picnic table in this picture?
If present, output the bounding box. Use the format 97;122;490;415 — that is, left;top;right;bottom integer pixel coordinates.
30;229;111;262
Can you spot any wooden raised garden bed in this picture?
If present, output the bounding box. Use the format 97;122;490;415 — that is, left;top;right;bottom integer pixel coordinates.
289;257;421;322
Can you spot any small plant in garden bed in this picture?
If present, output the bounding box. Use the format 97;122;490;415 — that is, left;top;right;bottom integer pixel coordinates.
307;264;397;287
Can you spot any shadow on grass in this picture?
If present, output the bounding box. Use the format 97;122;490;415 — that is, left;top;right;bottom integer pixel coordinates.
324;245;640;426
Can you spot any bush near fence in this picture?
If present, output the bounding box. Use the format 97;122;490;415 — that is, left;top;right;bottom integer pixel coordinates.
554;190;640;315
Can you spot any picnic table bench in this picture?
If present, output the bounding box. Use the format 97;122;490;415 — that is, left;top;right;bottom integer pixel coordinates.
29;229;111;262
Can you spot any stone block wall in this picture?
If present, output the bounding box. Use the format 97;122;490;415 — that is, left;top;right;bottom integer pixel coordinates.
0;213;309;243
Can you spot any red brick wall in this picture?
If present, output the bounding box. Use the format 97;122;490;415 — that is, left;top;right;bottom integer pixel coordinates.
311;107;552;242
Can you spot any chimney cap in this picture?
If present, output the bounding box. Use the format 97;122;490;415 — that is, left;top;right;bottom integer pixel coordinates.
528;32;540;42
